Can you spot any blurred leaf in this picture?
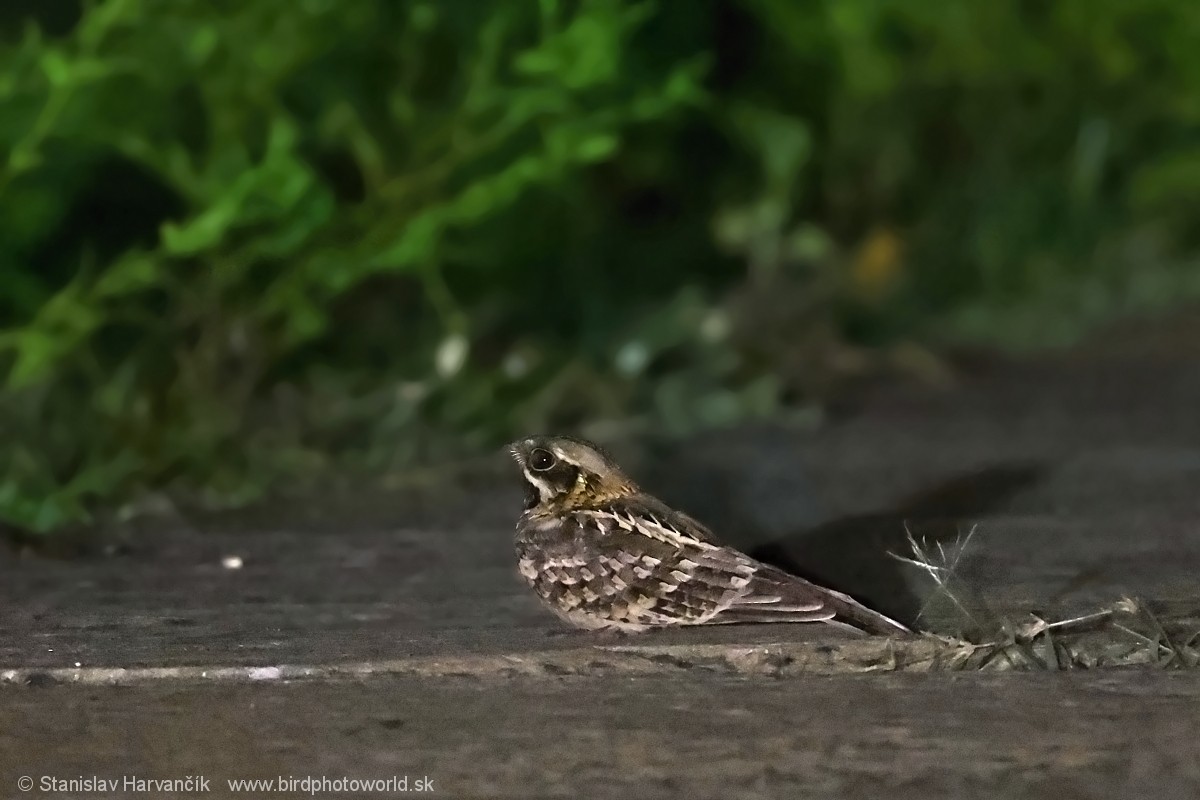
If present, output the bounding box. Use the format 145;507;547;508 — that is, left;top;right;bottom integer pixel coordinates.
731;105;811;194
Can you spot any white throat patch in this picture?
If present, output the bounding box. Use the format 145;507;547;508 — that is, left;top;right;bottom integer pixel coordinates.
522;468;556;504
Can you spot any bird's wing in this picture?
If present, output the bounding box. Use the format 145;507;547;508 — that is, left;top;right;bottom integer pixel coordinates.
586;495;909;634
596;493;725;546
576;496;823;626
569;505;749;626
715;559;910;634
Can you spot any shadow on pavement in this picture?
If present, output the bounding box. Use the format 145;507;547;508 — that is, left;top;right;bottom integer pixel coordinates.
750;462;1049;628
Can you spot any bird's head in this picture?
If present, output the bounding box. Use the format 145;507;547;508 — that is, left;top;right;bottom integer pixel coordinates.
507;435;638;513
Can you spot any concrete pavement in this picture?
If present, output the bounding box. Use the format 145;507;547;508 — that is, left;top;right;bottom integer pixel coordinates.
3;322;1199;798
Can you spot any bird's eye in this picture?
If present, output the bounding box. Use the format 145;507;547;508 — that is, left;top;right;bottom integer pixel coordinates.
530;448;556;471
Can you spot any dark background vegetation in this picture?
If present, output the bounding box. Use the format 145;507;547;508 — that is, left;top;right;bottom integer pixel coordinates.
2;0;1199;534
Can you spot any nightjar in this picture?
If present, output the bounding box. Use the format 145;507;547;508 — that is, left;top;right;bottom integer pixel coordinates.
509;434;909;635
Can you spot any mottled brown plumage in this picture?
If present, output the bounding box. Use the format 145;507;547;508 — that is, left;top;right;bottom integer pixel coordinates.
509;435;909;635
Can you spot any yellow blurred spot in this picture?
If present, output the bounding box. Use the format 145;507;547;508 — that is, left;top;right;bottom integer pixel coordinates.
850;227;904;301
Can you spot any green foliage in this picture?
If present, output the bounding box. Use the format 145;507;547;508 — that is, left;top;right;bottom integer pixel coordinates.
2;0;1199;532
744;0;1200;342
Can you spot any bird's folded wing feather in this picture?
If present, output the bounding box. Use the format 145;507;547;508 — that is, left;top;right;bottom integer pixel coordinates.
587;497;909;634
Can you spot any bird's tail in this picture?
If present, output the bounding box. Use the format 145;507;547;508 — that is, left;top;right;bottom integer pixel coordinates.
814;586;911;636
741;563;911;636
